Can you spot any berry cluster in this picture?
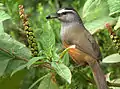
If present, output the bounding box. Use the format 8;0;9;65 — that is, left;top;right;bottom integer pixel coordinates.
106;23;120;54
19;5;39;57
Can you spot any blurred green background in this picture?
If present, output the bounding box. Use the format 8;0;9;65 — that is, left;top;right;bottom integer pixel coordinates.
0;0;120;89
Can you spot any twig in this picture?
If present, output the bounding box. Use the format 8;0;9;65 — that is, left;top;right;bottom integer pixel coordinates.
0;47;52;69
0;48;12;56
0;47;29;62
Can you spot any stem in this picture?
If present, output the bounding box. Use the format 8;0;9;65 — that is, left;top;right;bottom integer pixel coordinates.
0;47;52;69
59;47;70;59
0;47;28;62
28;73;49;89
59;45;75;59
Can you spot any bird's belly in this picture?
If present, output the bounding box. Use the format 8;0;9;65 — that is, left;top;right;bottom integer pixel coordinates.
63;41;88;65
68;48;88;65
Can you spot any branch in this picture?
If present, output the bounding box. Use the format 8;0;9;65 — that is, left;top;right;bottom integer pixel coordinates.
0;47;53;70
0;47;29;62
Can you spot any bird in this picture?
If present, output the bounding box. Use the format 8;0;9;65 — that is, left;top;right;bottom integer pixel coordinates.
46;7;108;89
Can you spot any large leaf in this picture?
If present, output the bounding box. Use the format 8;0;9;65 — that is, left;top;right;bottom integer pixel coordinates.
102;53;120;63
83;0;109;21
0;23;11;76
83;0;101;18
83;0;117;34
4;60;26;75
51;62;71;84
38;73;58;89
84;16;116;34
0;33;32;76
107;0;120;17
0;33;32;59
0;51;12;76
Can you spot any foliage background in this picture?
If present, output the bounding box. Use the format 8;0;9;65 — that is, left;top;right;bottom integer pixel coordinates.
0;0;120;89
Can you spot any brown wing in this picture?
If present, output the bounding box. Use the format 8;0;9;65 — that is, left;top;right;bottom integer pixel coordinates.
83;29;101;60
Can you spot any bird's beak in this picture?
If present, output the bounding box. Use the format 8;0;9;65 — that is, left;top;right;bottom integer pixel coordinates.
46;13;58;19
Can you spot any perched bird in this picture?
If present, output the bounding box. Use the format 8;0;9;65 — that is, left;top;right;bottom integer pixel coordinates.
46;8;108;89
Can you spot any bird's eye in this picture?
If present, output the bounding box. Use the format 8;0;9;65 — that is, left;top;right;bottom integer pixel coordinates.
57;13;61;16
62;12;67;15
57;12;67;17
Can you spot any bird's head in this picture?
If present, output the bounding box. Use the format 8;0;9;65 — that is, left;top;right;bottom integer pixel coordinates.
46;8;81;23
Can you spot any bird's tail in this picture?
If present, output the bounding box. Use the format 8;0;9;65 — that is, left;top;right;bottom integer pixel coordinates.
86;57;108;89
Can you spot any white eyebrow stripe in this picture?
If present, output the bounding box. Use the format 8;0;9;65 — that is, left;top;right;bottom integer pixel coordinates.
57;9;74;14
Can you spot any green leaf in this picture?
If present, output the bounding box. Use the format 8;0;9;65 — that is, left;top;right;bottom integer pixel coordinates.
51;62;71;84
0;10;10;22
61;52;69;66
83;0;117;34
0;33;31;76
26;56;46;69
83;0;101;18
114;16;120;30
107;0;120;17
38;73;58;89
84;16;116;34
4;60;26;75
52;48;60;62
0;33;32;59
0;51;12;76
39;21;55;57
11;64;27;77
102;53;120;63
83;0;109;21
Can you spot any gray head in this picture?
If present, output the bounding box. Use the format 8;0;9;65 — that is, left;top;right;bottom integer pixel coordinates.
46;8;83;23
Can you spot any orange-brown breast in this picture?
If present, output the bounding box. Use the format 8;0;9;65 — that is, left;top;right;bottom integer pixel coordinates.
63;41;88;65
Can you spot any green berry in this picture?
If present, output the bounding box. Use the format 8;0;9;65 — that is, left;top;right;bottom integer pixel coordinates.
28;36;34;40
24;26;29;30
28;32;33;36
28;39;32;44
